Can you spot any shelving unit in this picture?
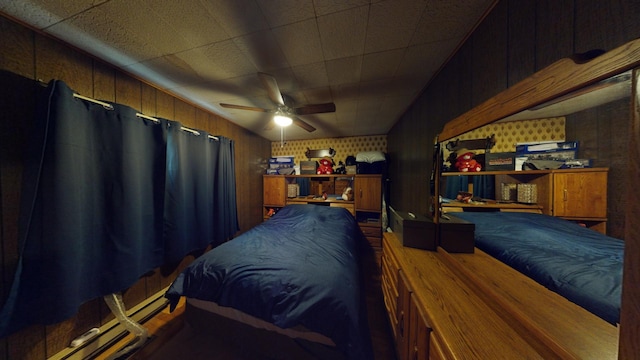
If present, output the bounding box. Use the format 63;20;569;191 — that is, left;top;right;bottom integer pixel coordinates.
263;173;384;257
440;168;608;234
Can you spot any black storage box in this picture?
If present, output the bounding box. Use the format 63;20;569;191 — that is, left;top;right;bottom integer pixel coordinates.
300;161;318;174
356;160;387;174
439;214;475;253
390;207;436;250
485;152;516;171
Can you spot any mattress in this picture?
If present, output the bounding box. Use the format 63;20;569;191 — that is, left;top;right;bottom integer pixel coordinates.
165;204;374;359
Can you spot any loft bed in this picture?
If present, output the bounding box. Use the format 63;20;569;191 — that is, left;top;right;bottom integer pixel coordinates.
430;38;640;357
164;204;374;360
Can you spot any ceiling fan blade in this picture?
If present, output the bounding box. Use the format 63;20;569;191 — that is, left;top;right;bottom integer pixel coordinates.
263;120;276;131
293;116;316;132
220;103;270;112
258;72;285;105
295;102;336;115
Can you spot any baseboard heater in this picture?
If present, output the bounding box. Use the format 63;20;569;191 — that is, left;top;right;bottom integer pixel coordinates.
49;287;171;360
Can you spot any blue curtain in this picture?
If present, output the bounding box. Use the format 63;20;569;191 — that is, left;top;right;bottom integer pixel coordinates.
0;80;238;337
163;122;217;262
214;136;239;241
163;124;238;262
444;175;495;199
444;176;469;199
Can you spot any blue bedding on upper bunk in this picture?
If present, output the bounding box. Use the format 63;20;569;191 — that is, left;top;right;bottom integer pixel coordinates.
452;212;623;324
165;204;373;359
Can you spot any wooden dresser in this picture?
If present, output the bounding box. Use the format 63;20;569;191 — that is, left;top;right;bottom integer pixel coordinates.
381;232;619;360
263;174;383;260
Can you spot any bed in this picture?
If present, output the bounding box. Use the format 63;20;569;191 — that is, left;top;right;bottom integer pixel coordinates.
164;204;374;359
450;211;623;324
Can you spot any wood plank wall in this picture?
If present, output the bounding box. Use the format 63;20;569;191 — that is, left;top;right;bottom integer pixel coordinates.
387;0;640;236
387;0;640;359
0;15;270;360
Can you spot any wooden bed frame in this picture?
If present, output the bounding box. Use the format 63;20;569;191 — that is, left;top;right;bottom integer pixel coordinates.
183;299;346;360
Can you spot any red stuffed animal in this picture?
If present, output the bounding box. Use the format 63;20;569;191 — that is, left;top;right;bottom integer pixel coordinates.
316;157;334;174
455;152;482;172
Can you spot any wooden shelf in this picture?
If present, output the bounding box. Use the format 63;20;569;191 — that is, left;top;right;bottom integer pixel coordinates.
441;169;551;176
441;168;607;176
442;202;543;211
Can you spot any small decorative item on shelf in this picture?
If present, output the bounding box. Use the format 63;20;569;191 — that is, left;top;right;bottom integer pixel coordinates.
342;187;353;201
287;184;299;198
456;191;473;203
501;183;517;202
517;183;537;204
267;208;276;217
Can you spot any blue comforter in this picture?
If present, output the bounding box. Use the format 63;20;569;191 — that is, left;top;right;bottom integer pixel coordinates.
452;212;623;324
165;204;373;359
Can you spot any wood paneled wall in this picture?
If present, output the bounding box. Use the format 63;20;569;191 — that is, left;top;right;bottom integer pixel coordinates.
387;0;640;359
387;0;640;235
0;15;270;360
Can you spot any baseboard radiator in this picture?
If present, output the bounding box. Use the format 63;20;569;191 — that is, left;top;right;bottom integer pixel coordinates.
49;287;170;360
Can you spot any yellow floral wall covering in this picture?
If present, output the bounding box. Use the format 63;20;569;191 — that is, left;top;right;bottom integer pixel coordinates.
444;117;566;154
271;135;388;165
270;118;564;168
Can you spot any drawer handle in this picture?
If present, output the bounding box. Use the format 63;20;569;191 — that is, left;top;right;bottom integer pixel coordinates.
563;188;568;201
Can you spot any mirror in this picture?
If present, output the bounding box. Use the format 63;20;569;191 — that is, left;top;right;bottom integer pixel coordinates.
438;70;631;236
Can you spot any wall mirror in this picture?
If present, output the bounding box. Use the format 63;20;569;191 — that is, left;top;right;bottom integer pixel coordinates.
434;38;640;356
438;69;632;223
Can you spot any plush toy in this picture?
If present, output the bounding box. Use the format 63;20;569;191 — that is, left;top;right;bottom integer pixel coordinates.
342;187;353;201
455;152;482;172
317;157;334;174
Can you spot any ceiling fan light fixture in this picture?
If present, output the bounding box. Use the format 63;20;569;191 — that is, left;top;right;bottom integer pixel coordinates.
273;113;293;127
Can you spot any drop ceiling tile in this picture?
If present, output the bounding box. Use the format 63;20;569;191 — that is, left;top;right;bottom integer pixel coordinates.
361;49;405;82
331;84;360;101
256;0;316;28
301;86;333;103
2;0;497;141
232;30;290;71
317;5;368;60
411;0;495;45
291;62;330;89
201;0;270;37
325;55;362;86
364;0;426;53
312;0;370;16
178;39;258;80
46;5;165;66
272;18;324;67
0;0;106;29
395;40;456;87
141;0;229;49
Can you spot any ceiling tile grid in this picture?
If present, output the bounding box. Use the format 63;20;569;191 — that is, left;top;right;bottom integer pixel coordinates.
0;0;496;141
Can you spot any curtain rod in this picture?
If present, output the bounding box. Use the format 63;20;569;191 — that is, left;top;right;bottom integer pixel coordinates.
135;113;218;140
73;93;114;110
73;93;219;141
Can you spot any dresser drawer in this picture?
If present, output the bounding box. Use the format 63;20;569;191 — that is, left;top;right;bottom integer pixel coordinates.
360;224;381;238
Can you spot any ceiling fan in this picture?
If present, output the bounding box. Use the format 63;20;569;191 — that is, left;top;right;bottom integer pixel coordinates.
220;72;336;132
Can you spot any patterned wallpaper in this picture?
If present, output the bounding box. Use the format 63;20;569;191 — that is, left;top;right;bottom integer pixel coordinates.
271;135;387;165
444;117;566;155
269;118;564;168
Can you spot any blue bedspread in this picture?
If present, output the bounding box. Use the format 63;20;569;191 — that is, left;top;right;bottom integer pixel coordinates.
165;204;373;359
452;212;623;324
